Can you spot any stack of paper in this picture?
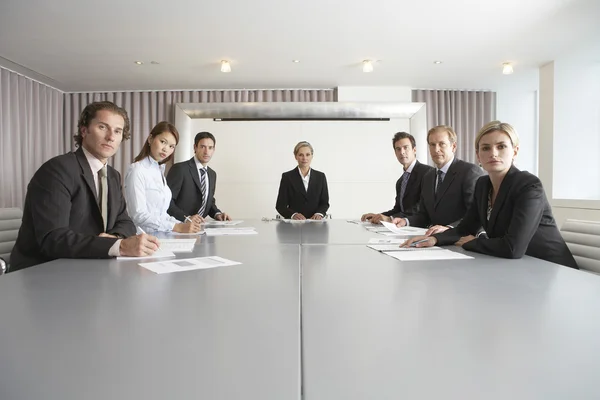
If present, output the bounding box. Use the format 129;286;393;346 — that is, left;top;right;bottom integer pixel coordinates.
281;219;327;223
158;239;197;253
367;244;442;252
139;256;242;274
380;222;428;236
347;220;376;226
383;248;474;261
368;238;405;244
202;220;244;226
116;248;175;260
204;227;258;236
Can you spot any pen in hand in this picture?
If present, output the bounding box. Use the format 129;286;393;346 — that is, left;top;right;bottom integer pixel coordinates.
409;238;430;248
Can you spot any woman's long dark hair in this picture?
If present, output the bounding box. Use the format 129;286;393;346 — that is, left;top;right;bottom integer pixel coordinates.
134;121;180;164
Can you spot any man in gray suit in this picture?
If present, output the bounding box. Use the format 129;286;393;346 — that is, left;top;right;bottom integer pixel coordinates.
393;125;483;235
167;131;231;222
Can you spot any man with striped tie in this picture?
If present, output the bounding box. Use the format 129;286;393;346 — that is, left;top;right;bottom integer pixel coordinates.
361;132;434;224
167;131;231;222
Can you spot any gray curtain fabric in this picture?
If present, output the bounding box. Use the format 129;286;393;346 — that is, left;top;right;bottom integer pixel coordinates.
412;89;496;163
0;67;64;208
63;89;336;176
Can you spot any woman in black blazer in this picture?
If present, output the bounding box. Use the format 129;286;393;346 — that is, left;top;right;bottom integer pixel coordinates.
403;121;578;269
276;141;330;220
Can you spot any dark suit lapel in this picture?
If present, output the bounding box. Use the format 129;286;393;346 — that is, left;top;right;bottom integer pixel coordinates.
479;177;491;231
106;168;121;228
207;167;216;207
75;148;99;201
307;170;319;197
488;166;519;231
291;169;308;199
434;159;457;208
187;158;203;193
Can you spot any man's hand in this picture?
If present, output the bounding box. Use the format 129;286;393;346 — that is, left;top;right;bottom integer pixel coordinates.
370;214;391;224
174;221;202;233
292;213;306;220
310;214;323;220
187;214;204;224
392;217;407;227
119;234;160;257
455;235;476;247
215;213;232;221
426;225;449;236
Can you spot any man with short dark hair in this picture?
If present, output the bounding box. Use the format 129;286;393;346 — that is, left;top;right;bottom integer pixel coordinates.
11;101;160;272
361;132;433;224
167;131;231;222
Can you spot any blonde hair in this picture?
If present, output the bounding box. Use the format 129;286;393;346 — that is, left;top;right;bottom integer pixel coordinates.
427;125;457;144
475;121;520;150
293;141;314;156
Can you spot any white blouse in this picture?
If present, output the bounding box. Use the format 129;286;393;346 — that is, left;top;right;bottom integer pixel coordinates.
124;156;181;232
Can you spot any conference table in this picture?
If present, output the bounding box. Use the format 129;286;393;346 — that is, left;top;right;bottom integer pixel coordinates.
1;220;600;399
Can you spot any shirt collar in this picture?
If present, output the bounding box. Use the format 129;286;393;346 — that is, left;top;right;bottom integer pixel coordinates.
194;156;207;170
298;167;311;179
142;155;164;171
404;158;417;173
81;146;105;174
437;156;454;175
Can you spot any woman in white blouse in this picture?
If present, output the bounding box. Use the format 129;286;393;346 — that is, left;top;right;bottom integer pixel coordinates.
124;122;202;233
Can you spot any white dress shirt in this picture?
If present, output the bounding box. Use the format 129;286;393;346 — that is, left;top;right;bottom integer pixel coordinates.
81;147;121;256
124;156;181;232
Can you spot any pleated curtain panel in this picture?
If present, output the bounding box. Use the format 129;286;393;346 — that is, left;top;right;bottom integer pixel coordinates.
412;89;497;164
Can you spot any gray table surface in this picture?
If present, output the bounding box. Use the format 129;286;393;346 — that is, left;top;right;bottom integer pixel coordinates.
301;244;600;400
0;242;301;400
2;220;599;399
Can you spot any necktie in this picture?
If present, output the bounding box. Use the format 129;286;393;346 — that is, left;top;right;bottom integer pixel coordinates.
98;166;108;231
399;171;410;213
198;168;207;217
435;170;444;199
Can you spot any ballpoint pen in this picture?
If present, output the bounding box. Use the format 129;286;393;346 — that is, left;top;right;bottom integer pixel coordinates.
409;238;431;247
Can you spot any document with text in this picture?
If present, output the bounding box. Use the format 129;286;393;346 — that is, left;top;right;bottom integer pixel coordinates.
139;256;242;274
384;249;474;261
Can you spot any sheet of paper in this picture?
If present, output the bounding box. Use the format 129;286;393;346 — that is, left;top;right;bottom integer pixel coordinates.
158;239;196;253
368;238;405;244
204;227;258;236
367;244;442;252
139;256;242;274
347;220;375;225
116;248;176;260
380;222;428;236
281;219;327;223
383;249;474;261
365;226;390;233
169;231;205;236
202;220;244;226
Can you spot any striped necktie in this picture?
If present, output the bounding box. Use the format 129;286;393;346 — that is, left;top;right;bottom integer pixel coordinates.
399;171;410;212
198;168;207;217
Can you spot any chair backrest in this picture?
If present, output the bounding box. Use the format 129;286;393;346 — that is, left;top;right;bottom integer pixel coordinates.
560;219;600;274
0;208;23;265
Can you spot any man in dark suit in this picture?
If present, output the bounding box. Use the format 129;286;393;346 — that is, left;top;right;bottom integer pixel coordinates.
167;131;231;222
361;132;434;224
10;101;160;272
393;125;483;235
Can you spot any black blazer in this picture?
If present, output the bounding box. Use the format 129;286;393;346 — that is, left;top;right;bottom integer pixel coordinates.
10;148;136;271
407;158;483;228
167;158;221;221
276;168;329;219
382;160;434;218
434;166;578;269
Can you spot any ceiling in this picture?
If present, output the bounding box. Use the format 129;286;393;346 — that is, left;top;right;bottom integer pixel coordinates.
0;0;598;92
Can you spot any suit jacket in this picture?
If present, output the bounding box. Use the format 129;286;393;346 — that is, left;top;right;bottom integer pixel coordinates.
276;168;329;219
407;158;483;228
167;158;221;221
10;148;136;271
434;166;578;269
382;160;434;218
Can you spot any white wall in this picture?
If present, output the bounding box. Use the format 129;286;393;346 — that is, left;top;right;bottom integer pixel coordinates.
188;119;410;219
496;71;539;175
553;47;600;200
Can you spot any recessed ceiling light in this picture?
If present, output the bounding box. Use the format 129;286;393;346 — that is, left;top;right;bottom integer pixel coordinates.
292;60;300;63
433;61;442;64
502;62;514;75
362;60;374;73
150;61;159;65
221;60;232;73
134;61;143;65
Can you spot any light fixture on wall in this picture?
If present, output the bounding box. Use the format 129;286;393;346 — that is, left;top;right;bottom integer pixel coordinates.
134;61;143;65
362;60;374;73
221;60;231;73
502;62;514;75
